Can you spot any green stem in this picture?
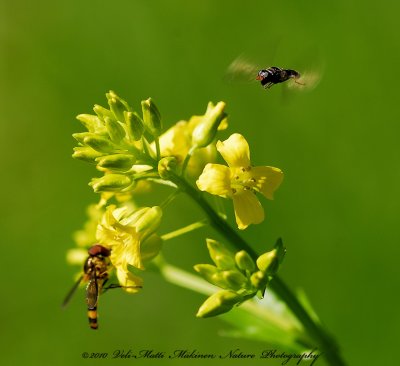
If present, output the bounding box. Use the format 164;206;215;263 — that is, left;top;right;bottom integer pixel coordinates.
161;219;208;241
169;173;347;366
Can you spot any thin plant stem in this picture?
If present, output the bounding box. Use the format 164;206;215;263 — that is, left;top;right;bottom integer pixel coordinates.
161;219;208;241
169;172;347;366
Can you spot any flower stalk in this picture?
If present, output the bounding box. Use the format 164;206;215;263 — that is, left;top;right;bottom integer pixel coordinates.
168;172;346;366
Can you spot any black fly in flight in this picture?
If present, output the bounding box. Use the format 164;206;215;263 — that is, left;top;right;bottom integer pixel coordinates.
62;244;141;330
226;56;321;91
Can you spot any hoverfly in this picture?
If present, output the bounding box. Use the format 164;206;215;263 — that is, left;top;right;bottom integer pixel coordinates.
62;244;140;330
225;56;321;91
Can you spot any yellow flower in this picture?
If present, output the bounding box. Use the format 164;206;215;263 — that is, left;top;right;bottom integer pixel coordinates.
156;115;222;177
196;134;283;230
96;205;163;290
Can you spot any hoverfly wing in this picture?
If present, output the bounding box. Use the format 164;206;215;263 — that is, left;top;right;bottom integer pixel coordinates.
86;271;99;309
286;69;322;91
62;275;84;309
224;55;260;84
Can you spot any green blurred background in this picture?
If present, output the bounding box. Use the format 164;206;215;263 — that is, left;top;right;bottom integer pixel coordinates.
2;0;399;365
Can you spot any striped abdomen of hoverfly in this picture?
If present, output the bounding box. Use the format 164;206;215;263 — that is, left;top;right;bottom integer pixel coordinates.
84;245;111;330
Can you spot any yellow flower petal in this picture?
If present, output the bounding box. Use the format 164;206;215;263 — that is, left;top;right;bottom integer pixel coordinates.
232;191;264;230
116;267;143;293
216;133;250;168
252;166;284;200
196;164;232;197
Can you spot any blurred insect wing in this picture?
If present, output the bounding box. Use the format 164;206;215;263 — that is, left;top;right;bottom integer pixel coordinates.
62;275;83;308
286;68;322;91
225;56;261;83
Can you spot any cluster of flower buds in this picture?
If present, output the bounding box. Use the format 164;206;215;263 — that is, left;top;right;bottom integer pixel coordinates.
72;91;228;195
72;91;162;193
194;238;285;317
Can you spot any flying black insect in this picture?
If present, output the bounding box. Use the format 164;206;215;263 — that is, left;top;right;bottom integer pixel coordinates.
62;244;141;330
256;67;303;89
226;56;321;91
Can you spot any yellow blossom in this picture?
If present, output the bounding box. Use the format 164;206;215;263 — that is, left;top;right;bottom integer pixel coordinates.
156;115;223;177
96;205;163;289
196;134;283;230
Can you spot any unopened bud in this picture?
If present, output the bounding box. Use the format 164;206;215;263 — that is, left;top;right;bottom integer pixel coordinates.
125;111;144;141
235;250;256;272
256;250;279;274
72;147;104;163
83;135;116;153
89;174;132;192
196;290;243;318
250;270;269;289
221;270;248;290
194;264;222;286
206;238;235;270
192;101;226;148
105;117;126;144
141;98;162;137
93;104;115;121
106;90;129;122
76;114;104;133
96;154;136;172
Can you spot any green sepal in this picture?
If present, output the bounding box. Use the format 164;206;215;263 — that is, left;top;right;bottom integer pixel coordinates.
89;174;132;192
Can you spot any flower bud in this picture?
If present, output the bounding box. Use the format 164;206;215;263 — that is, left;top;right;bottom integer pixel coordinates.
192;101;226;148
250;270;269;289
83;135;116;153
196;290;243;318
105;117;126;143
221;270;248;290
72;132;96;145
72;147;104;163
235;250;256;272
106;90;129;122
93;104;115;121
141;98;162;137
256;250;279;274
89;174;132;192
76;114;104;133
124;111;144;141
206;238;235;269
193;264;219;284
96;154;136;172
158;156;177;179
